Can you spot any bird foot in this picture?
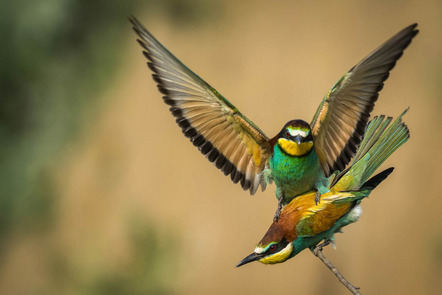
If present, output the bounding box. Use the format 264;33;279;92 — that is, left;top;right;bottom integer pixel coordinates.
273;196;284;222
273;208;281;223
313;240;331;255
315;190;322;205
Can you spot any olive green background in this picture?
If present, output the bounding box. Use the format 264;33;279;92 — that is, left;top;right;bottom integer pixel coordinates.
1;0;441;294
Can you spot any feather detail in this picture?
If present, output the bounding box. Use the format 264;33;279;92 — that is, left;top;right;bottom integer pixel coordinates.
131;17;272;194
311;24;418;176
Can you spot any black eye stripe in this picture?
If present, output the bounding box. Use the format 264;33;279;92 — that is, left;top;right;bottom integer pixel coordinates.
265;239;290;254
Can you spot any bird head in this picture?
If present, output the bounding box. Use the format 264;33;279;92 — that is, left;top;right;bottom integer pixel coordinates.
236;238;293;267
236;204;301;267
274;120;314;156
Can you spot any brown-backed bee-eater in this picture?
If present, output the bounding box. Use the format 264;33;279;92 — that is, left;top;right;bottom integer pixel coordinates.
130;17;417;221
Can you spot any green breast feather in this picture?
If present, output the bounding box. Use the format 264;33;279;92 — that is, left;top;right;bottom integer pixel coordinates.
270;144;323;202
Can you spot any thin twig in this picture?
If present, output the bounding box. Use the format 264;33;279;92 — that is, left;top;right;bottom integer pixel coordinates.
312;243;361;295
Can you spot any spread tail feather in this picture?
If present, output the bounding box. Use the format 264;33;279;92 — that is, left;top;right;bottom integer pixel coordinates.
358;108;409;186
334;109;409;191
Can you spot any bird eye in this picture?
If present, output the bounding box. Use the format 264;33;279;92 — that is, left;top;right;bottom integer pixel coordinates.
269;244;277;252
285;131;290;137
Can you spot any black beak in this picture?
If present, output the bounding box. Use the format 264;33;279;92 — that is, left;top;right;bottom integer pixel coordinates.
236;252;261;267
293;135;303;145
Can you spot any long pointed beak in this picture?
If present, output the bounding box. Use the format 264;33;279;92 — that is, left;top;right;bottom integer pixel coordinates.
236;252;261;267
293;135;303;145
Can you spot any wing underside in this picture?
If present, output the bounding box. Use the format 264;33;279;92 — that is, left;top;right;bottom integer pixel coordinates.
131;17;272;194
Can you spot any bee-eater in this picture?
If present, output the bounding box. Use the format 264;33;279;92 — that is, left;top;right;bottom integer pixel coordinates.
131;17;417;219
236;110;409;267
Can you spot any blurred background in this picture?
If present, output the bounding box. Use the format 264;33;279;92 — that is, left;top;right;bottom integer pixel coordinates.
1;0;441;294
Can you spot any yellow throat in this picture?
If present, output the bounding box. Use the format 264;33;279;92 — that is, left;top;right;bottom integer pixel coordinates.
258;243;293;264
278;138;313;156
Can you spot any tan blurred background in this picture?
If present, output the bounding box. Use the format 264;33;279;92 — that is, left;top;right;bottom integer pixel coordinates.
1;0;441;294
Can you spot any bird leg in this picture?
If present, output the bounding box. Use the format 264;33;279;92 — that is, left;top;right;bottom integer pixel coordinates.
273;193;285;222
315;190;322;205
315;239;330;249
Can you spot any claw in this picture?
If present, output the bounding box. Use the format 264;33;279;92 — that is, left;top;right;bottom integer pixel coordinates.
273;193;285;222
273;208;281;222
316;240;330;249
315;190;322;205
312;240;331;255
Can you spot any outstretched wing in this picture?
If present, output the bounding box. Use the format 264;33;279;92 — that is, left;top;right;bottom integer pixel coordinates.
130;17;272;194
311;24;418;176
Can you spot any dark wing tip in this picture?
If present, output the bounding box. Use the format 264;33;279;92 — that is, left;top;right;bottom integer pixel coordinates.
325;23;418;176
176;116;253;192
129;15;146;31
129;17;270;195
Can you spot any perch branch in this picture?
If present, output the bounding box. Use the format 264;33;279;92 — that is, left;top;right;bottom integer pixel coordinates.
312;243;361;295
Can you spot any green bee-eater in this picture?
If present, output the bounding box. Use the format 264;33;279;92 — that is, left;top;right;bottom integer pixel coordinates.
236;110;409;266
131;17;417;219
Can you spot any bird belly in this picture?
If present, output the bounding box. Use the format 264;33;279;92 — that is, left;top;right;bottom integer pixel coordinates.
270;145;323;202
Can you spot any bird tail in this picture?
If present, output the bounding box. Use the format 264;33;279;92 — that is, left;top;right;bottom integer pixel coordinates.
359;167;394;191
334;108;410;191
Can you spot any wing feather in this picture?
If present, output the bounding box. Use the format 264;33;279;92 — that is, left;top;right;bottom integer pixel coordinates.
131;17;272;194
311;24;418;176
